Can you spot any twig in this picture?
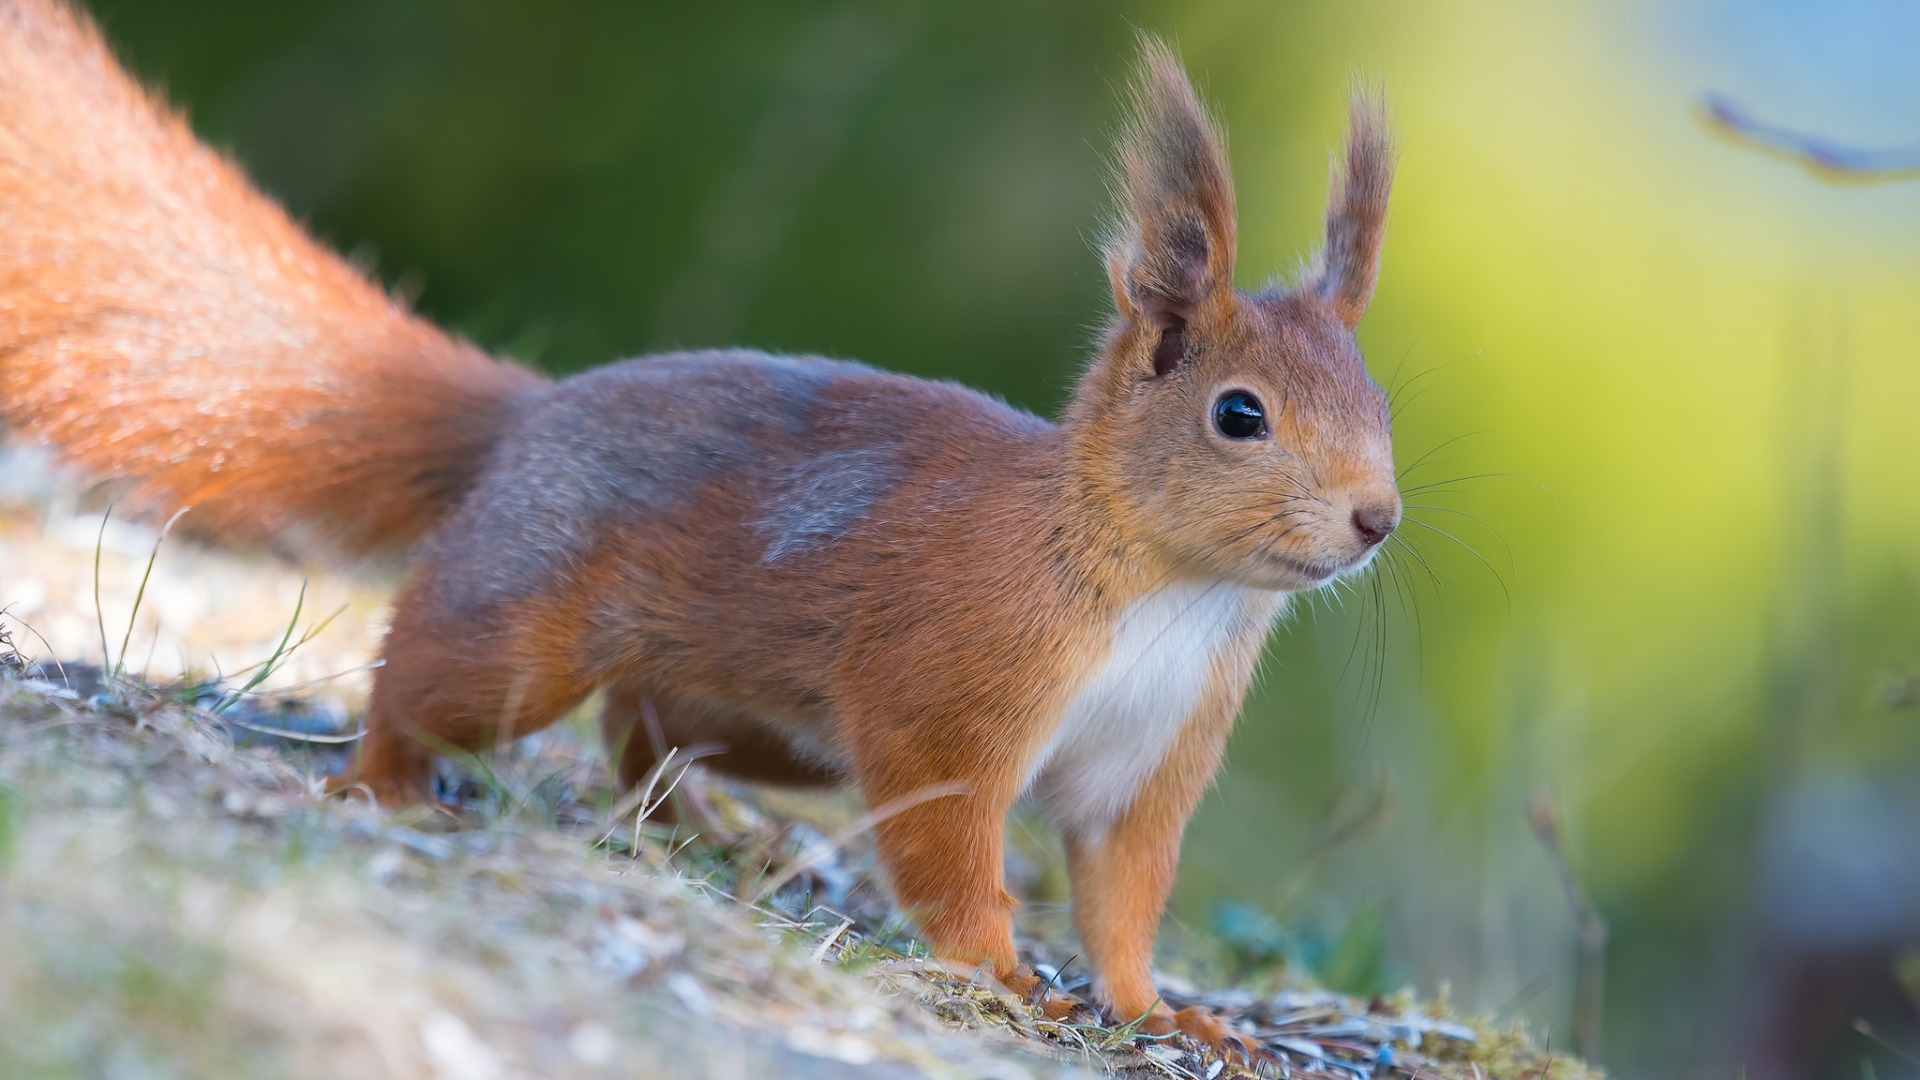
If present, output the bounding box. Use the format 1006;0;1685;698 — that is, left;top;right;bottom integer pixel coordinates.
1528;792;1607;1064
1702;94;1920;182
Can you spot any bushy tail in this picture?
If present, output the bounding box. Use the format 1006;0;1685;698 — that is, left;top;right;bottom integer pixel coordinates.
0;0;547;557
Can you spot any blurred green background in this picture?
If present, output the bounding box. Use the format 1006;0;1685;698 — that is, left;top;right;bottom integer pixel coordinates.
81;0;1920;1074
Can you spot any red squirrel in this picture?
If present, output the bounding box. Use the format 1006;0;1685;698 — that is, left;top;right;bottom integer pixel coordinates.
0;0;1398;1051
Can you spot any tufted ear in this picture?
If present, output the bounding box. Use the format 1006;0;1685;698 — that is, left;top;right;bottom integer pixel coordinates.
1307;90;1394;329
1103;36;1236;378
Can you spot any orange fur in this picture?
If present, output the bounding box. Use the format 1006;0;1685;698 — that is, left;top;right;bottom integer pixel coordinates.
0;7;1401;1053
0;0;542;555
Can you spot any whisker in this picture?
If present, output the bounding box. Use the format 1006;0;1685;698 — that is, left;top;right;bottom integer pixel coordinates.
1383;545;1429;685
1387;350;1476;422
1331;570;1373;689
1396;431;1489;482
1400;516;1511;608
1398;471;1535;498
1349;563;1389;754
1402;503;1515;566
1390;382;1449;427
1385;532;1441;589
1382;333;1428;402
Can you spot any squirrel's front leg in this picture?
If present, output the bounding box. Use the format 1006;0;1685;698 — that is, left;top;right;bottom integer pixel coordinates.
854;721;1094;1022
1063;692;1256;1057
865;776;1099;1021
869;778;1019;972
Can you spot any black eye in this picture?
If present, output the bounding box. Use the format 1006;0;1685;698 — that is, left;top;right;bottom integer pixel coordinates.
1212;391;1266;439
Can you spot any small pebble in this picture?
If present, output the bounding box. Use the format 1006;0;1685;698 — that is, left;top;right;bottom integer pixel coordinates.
666;971;712;1015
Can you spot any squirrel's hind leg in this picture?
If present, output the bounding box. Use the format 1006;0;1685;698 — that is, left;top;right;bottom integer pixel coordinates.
603;686;843;789
601;686;844;824
340;580;596;808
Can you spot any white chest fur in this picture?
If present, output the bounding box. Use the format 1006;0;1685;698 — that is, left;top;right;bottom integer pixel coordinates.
1028;580;1278;840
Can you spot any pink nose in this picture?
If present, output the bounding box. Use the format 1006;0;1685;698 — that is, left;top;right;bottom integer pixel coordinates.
1352;504;1398;546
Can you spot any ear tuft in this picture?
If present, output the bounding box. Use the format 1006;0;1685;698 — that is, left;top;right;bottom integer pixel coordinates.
1309;87;1394;329
1103;35;1236;358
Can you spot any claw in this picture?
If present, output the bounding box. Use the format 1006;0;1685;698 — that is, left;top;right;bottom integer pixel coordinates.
1001;964;1094;1024
1013;967;1050;1008
1154;1005;1274;1068
1060;999;1102;1025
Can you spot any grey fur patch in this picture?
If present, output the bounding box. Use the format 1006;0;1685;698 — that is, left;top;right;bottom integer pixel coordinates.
431;350;871;609
758;447;900;562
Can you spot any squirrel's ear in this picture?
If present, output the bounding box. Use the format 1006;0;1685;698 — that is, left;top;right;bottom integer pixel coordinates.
1306;89;1394;329
1104;36;1236;376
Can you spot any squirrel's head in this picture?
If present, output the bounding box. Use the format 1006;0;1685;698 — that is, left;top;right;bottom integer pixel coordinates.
1068;38;1398;593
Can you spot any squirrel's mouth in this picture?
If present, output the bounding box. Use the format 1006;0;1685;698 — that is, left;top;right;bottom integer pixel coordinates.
1268;553;1340;585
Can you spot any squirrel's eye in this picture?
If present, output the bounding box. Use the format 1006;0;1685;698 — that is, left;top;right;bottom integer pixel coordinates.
1212;391;1267;440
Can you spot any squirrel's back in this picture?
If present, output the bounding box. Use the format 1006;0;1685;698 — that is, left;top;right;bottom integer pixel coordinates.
422;348;1055;612
0;0;545;556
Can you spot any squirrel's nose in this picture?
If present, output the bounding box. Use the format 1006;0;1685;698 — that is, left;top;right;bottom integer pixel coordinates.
1351;503;1398;547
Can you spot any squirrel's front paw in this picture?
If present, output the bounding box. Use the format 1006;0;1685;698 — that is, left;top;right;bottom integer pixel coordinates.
1140;1005;1267;1065
1000;965;1101;1025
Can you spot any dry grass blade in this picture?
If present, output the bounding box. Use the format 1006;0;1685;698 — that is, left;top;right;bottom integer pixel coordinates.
217;714;366;744
0;605;67;687
1528;792;1607;1065
112;505;190;680
749;782;968;907
596;743;724;847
